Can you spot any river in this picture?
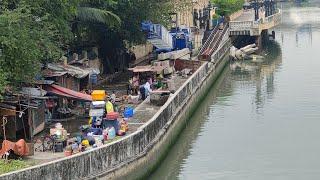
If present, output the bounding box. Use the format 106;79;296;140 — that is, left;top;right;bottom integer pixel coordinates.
150;1;320;179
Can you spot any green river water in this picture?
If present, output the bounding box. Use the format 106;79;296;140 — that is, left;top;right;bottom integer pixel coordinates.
150;1;320;179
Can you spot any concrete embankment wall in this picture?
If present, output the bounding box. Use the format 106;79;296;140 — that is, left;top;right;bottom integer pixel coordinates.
0;48;230;180
105;54;230;180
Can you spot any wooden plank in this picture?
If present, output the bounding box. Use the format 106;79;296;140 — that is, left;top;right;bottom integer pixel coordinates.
0;108;16;116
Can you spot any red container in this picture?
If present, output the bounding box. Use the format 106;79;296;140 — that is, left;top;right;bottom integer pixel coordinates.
106;112;119;120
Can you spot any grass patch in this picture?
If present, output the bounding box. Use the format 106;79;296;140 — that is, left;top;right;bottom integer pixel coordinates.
0;159;31;175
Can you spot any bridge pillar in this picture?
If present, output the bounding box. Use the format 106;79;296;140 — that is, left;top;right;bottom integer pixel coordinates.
271;31;276;40
255;35;262;51
255;29;269;50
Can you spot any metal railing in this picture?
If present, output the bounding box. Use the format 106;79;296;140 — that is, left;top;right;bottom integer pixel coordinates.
199;24;229;60
229;8;281;36
198;25;219;56
206;25;229;57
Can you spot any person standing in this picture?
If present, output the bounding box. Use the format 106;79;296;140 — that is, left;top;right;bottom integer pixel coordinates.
132;73;139;95
143;77;153;99
105;97;114;114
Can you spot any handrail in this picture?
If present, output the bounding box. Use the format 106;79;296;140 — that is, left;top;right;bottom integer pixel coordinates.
198;25;219;56
209;25;229;57
205;27;221;52
197;24;229;61
207;25;229;57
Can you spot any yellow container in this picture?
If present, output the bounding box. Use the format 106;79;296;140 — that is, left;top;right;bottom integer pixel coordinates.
82;140;89;147
91;90;106;101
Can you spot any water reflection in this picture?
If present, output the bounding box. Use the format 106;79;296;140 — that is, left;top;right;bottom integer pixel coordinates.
229;41;282;113
148;66;231;180
150;40;282;180
151;1;320;179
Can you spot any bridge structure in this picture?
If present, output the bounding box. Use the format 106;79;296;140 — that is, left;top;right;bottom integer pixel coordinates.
144;0;281;62
229;8;281;37
197;0;281;61
229;0;281;36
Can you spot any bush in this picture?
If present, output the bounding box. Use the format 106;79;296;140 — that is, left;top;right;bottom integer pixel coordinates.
212;13;220;19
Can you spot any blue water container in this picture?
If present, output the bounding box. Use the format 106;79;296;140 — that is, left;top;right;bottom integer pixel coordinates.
124;107;134;118
90;73;98;85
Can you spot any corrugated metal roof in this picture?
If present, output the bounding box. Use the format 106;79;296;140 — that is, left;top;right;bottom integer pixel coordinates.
20;87;47;97
44;63;100;79
128;65;164;73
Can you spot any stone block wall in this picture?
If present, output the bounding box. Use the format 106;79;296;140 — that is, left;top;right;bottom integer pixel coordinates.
129;43;153;60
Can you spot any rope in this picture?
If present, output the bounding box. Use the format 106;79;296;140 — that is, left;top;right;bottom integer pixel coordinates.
2;116;7;140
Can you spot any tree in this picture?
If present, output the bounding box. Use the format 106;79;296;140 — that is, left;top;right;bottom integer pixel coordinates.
0;0;78;94
76;7;120;27
0;0;177;94
114;0;173;44
211;0;244;16
71;0;175;73
0;6;50;86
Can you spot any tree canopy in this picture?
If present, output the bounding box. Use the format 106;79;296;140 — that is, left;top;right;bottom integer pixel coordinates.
0;0;175;94
0;1;75;93
211;0;244;16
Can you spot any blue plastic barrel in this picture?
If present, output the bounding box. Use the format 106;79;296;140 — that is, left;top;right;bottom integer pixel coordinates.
90;73;98;85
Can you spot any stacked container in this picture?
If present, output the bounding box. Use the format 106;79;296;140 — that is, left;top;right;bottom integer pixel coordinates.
90;90;106;128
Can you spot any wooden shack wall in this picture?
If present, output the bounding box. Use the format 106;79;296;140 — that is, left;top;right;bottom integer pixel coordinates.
174;59;203;72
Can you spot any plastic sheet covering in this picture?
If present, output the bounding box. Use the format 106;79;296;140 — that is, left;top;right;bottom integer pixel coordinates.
45;84;92;101
0;139;29;156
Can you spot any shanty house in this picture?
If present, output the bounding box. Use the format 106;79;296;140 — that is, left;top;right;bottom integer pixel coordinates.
42;63;99;91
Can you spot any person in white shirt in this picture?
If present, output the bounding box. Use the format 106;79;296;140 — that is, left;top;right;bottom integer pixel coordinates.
140;77;153;100
144;81;152;97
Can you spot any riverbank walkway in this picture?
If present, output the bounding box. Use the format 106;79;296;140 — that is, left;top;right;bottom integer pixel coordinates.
129;74;188;132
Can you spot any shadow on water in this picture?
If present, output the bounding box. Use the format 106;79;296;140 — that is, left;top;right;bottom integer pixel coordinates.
149;40;282;179
230;40;282;113
148;64;231;180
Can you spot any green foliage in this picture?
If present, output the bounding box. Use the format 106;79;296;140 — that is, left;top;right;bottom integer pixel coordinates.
114;0;173;44
76;7;120;27
0;0;175;93
26;0;78;43
75;0;173;45
212;13;220;19
0;0;79;92
0;68;7;95
0;159;31;175
212;0;244;16
0;5;55;88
